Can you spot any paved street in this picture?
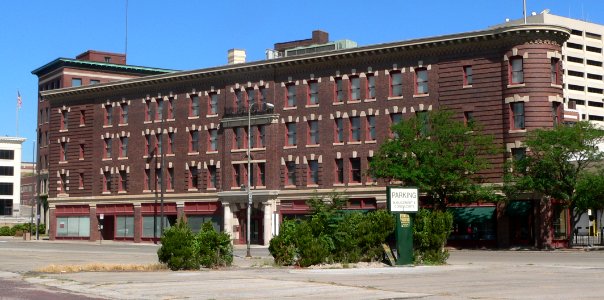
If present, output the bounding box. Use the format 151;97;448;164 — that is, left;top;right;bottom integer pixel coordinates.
2;237;604;299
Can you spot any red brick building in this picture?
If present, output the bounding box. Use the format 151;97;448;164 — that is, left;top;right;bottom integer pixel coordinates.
33;25;573;248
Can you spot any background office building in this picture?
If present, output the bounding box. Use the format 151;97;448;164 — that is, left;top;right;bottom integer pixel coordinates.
34;24;574;248
0;137;26;218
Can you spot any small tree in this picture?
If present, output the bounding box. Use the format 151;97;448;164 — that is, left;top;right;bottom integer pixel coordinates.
194;222;233;268
413;209;453;264
369;109;499;211
506;121;604;246
157;217;199;270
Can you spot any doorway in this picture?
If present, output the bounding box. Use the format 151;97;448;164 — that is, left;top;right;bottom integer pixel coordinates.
100;215;115;240
236;207;263;245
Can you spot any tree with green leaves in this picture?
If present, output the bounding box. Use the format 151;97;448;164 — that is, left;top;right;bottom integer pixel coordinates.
369;109;499;211
506;121;604;246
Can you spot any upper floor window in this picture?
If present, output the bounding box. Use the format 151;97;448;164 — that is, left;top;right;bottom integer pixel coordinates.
350;158;361;183
308;160;319;185
71;78;82;87
208;129;218;151
366;115;376;141
209;93;218;115
552;102;562;126
308;81;319;105
286;84;296;108
208;165;217;189
510;102;525;130
145;101;152;122
390;71;403;97
156;99;164;120
60;174;67;193
120;103;128;124
350;77;361;100
104;138;112;159
234;127;246;149
415;68;428;94
367;74;376;99
190;95;200;117
308;120;319;145
510;57;524;84
416;111;429;136
190;130;199;153
80;110;86;126
103;171;111;192
79;144;85;160
258;125;266;148
350;117;361;142
390;113;402;138
0;150;14;160
286;122;297;146
335;78;345;102
551;58;560;85
463;66;473;86
189;166;199;190
60;142;67;161
104;105;112;126
90;79;100;85
334;118;344;143
120;137;128;157
246;88;255;107
235;90;244;109
145;134;152;156
335;158;344;184
285;161;296;186
464;111;474;127
119;171;128;192
61;110;68;130
167;132;174;154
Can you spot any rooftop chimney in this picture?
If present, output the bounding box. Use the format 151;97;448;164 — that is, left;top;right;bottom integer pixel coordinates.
228;49;246;65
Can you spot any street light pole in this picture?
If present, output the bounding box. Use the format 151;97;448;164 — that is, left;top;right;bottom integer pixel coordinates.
246;102;253;258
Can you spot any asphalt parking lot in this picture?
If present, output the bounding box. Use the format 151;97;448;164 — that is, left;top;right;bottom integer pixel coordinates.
2;237;604;299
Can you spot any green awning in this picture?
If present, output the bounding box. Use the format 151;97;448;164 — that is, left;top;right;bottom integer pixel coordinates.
448;207;495;224
506;201;532;217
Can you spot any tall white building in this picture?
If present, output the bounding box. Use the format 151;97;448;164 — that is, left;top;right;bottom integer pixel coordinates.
501;11;604;127
0;137;26;217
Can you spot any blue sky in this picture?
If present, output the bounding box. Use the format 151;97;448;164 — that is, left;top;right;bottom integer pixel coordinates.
1;0;603;160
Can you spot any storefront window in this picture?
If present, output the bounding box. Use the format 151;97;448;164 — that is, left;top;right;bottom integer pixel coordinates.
116;216;134;237
186;215;221;233
56;216;90;237
553;205;568;239
448;207;496;241
142;216;173;237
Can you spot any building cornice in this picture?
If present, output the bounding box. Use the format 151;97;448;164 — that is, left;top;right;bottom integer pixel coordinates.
40;24;571;101
0;137;26;144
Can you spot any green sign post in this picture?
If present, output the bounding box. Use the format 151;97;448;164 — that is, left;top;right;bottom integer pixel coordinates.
387;187;418;266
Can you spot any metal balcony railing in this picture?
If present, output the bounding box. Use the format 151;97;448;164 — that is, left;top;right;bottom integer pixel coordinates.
223;103;275;118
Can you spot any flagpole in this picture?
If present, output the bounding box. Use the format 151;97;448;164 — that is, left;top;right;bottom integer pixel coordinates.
16;95;19;137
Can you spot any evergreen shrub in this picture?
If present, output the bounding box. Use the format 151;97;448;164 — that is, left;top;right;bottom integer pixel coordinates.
157;218;199;270
413;209;453;265
194;222;233;268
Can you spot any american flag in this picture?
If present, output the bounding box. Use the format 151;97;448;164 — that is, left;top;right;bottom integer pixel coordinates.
17;91;22;109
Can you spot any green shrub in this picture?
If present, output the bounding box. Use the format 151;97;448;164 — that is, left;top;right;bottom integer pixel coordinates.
0;226;10;236
194;222;233;268
413;209;453;265
157;217;199;270
268;220;298;266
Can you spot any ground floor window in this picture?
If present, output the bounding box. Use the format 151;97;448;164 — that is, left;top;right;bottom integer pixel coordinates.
553;205;568;239
448;207;496;241
56;216;90;237
116;216;134;238
187;215;222;233
142;215;175;238
0;199;13;215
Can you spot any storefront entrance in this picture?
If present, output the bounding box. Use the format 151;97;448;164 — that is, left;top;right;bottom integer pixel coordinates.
507;201;534;246
236;207;263;245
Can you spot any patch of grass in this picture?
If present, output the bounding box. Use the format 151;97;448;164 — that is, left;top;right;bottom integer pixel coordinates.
36;263;168;273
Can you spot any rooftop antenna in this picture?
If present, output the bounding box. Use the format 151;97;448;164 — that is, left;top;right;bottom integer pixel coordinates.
523;0;527;24
125;0;129;62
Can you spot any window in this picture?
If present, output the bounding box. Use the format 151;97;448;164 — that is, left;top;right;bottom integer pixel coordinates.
167;98;174;119
235;127;246;149
142;216;171;238
552;102;562;125
587;46;601;54
286;161;296;186
367;74;376;98
90;79;100;85
0;150;14;160
115;216;134;238
120;137;128;157
156;133;163;155
167;168;174;190
511;147;526;162
417;111;429;136
208;165;217;189
0;183;13;195
463;66;473;86
167;132;174;154
145;134;152;156
308;81;319;105
209;93;218;114
189;166;199;189
308;160;319;185
567;42;582;50
567;56;583;64
103;171;111;192
415;68;428;94
553;205;568;239
334;118;344;143
119;171;128;192
190;95;199;117
464;111;474;127
367;115;376;141
246;88;255;107
61;142;67;161
350;77;361;100
104;138;112;159
145;101;152;122
71;78;82;87
510;57;524;84
367;157;377;183
0;166;14;176
390;71;402;97
308;120;319;145
258;125;266;148
79;172;84;189
155;168;162;191
350;158;361;183
286;84;296;107
104;105;112;126
286;122;297;146
235;90;244;109
335;159;343;184
61;110;68;130
208;129;218;151
56;216;90;237
259;86;268;106
190;130;199;152
511;102;525;130
257;163;266;186
551;58;560;85
120;103;128;124
350;117;361;142
390;113;402;138
80;110;85;126
156;99;164;120
233;164;242;187
335;78;345;102
77;143;84;159
145;169;151;190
